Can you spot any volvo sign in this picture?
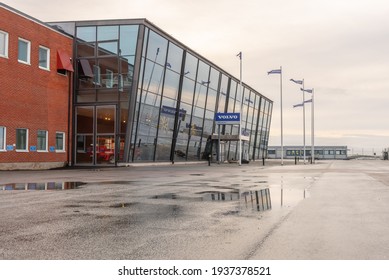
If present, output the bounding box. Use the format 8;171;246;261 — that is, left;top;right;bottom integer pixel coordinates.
215;112;241;125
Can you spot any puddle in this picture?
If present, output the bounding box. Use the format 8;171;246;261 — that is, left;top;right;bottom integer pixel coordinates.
0;182;85;191
240;189;272;211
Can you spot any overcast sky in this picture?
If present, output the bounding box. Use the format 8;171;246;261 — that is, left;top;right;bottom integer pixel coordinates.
4;0;389;154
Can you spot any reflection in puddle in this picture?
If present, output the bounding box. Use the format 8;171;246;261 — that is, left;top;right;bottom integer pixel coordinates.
199;191;240;201
0;182;85;190
241;189;272;211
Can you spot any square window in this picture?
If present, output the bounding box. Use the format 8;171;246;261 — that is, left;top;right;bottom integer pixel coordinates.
37;130;48;151
16;128;28;151
0;30;9;58
18;38;31;64
55;132;65;151
0;126;5;150
39;46;50;70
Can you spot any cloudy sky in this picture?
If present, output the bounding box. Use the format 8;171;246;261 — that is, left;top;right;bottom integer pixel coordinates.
4;0;389;154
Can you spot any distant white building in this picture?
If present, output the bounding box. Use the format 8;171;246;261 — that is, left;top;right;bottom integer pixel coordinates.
267;146;348;160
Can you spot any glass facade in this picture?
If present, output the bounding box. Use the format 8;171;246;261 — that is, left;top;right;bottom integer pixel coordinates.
71;19;272;165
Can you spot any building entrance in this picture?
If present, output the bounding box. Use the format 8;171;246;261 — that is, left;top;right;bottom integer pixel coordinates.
75;105;117;165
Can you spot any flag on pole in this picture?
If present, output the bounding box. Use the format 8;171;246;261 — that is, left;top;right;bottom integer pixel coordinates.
293;103;304;108
267;69;281;75
304;99;313;103
237;52;242;60
301;88;313;93
290;78;303;84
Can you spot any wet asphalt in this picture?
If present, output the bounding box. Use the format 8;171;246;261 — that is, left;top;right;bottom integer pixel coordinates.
0;159;389;260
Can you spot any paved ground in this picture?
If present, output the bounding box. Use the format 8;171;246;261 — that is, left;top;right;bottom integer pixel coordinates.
0;159;388;260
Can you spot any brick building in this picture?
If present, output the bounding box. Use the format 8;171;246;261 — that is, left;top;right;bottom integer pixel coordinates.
0;3;74;169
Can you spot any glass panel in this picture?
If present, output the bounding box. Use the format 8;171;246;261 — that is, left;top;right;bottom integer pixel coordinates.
55;132;64;151
77;26;96;42
76;106;94;134
206;88;217;112
218;74;229;113
97;26;118;41
155;97;176;161
98;41;118;55
76;135;94;164
18;39;28;62
120;25;139;57
228;80;237;113
78;58;95;89
196;60;210;85
37;130;47;151
180;78;195;105
0;127;5;150
0;32;7;56
209;68;220;90
77;42;95;57
183;52;197;80
97;88;118;102
38;47;49;69
166;42;183;73
96;57;119;89
174;102;191;161
16;129;27;150
162;70;180;100
97;106;115;133
120;102;128;134
147;30;168;66
96;135;115;164
77;90;95;103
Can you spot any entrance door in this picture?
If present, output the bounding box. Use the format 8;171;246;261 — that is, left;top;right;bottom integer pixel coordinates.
75;105;116;165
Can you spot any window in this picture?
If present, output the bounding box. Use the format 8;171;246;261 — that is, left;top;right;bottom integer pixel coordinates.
16;128;28;151
39;46;50;70
0;126;5;151
93;65;101;85
37;130;48;151
0;30;8;58
18;38;31;64
55;132;65;152
106;69;113;88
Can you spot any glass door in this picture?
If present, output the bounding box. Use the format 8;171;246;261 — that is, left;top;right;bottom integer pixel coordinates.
75;105;116;165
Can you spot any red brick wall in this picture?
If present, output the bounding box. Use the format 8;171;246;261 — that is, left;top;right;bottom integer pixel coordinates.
0;5;73;167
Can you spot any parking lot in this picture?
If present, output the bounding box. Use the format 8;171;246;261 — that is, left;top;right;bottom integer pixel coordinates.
1;159;389;259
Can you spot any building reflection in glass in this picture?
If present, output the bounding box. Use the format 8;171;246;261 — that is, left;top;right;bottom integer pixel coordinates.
53;18;273;166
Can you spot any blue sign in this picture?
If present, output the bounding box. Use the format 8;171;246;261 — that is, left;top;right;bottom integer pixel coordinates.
6;145;14;151
49;146;56;152
30;146;37;152
161;106;186;121
215;112;241;125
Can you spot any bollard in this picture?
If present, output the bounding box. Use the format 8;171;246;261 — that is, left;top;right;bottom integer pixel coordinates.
295;156;297;165
208;154;211;166
262;156;265;166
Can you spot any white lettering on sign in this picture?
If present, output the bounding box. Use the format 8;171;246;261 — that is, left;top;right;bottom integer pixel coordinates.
217;115;239;120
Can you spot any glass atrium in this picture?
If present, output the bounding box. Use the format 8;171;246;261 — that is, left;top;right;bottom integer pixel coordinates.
57;19;273;165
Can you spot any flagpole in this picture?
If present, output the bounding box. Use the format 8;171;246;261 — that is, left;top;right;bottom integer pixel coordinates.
302;79;306;164
280;66;283;166
268;68;283;165
239;52;242;166
311;88;315;164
